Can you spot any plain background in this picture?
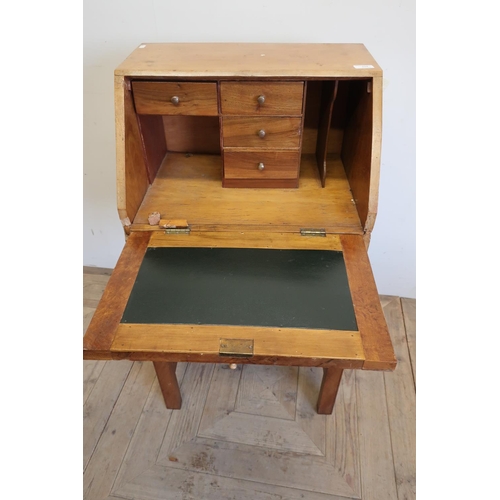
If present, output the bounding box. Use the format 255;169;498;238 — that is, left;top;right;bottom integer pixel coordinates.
83;0;416;298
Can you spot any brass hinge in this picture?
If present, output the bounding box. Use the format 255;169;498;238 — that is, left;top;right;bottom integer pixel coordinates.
160;219;190;234
164;227;191;234
300;228;326;237
219;338;254;358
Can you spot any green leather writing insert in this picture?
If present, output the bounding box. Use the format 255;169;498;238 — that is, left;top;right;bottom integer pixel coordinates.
121;247;357;331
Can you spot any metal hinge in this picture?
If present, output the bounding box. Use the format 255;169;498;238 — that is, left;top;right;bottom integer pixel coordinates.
219;338;254;358
160;219;190;234
300;228;326;237
164;227;191;234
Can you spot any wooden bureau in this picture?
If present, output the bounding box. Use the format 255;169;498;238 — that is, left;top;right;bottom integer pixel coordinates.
83;43;396;415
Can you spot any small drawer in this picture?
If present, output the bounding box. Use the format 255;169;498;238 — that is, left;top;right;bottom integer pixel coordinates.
223;117;302;149
132;82;218;116
221;82;304;115
224;151;300;179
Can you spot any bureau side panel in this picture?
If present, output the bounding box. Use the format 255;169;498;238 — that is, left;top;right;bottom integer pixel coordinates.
341;77;382;237
115;75;150;229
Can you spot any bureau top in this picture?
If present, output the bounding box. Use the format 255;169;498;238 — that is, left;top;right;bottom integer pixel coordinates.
114;43;382;78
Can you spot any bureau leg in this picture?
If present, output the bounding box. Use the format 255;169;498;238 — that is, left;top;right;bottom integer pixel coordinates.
317;367;343;414
153;362;182;409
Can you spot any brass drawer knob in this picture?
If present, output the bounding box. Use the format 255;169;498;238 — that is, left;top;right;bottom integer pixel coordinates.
258;162;265;171
171;95;180;105
258;129;266;138
257;95;265;105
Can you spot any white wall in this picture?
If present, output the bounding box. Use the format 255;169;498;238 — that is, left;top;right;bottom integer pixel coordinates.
83;0;415;298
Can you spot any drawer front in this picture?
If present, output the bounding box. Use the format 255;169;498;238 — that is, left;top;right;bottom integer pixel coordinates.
223;117;302;149
132;82;218;116
221;82;304;115
224;151;300;179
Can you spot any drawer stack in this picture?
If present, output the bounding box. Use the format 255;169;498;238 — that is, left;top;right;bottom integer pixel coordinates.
220;82;305;188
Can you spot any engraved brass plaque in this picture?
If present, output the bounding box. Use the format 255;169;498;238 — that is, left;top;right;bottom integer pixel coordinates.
219;338;254;357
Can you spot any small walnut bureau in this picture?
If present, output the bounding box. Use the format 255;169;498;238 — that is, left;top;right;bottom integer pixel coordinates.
83;43;396;415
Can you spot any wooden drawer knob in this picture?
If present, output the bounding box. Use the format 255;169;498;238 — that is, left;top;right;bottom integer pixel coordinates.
170;95;180;105
258;162;265;171
257;95;265;105
258;129;266;138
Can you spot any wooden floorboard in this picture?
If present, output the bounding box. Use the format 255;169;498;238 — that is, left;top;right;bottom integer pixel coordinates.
401;298;416;387
356;369;398;500
382;297;416;500
83;268;415;500
83;361;134;472
83;360;106;405
83;361;157;499
84;266;114;275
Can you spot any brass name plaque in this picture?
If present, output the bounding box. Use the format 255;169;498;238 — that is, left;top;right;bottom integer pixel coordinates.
219;338;254;357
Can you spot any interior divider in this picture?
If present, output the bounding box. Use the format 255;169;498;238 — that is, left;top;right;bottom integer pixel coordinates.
315;80;339;187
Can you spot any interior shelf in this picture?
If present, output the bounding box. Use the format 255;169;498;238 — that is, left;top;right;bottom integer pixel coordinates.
133;152;363;234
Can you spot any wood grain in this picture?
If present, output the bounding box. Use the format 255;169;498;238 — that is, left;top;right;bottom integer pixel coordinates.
325;368;361;496
301;81;321;155
157;364;359;496
83;232;151;356
83;273;108;408
200;410;324;456
124;85;150;223
317;367;343;414
83;266;113;275
315;81;338;187
83;360;105;405
132;152;363;233
327;79;350;154
221;82;304;115
132;81;218;115
198;365;242;436
357;368;398;499
341;77;382;234
302;81;346;156
222;178;299;188
222;116;302;149
158;364;215;456
137;114;167;182
111;324;364;366
367;76;383;235
83;362;157;500
115;75;127;223
83;273;109;309
112;362;360;498
162;116;220;154
148;230;343;251
112;363;187;488
153;362;182;409
340;234;396;370
223;150;299;179
115;75;150;225
382;297;416;500
295;367;325;451
83;271;412;499
235;365;297;420
115;43;382;78
402;297;416;386
83;361;133;470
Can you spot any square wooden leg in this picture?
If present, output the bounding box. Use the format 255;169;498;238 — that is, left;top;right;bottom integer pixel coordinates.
317;367;343;414
153;362;182;410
